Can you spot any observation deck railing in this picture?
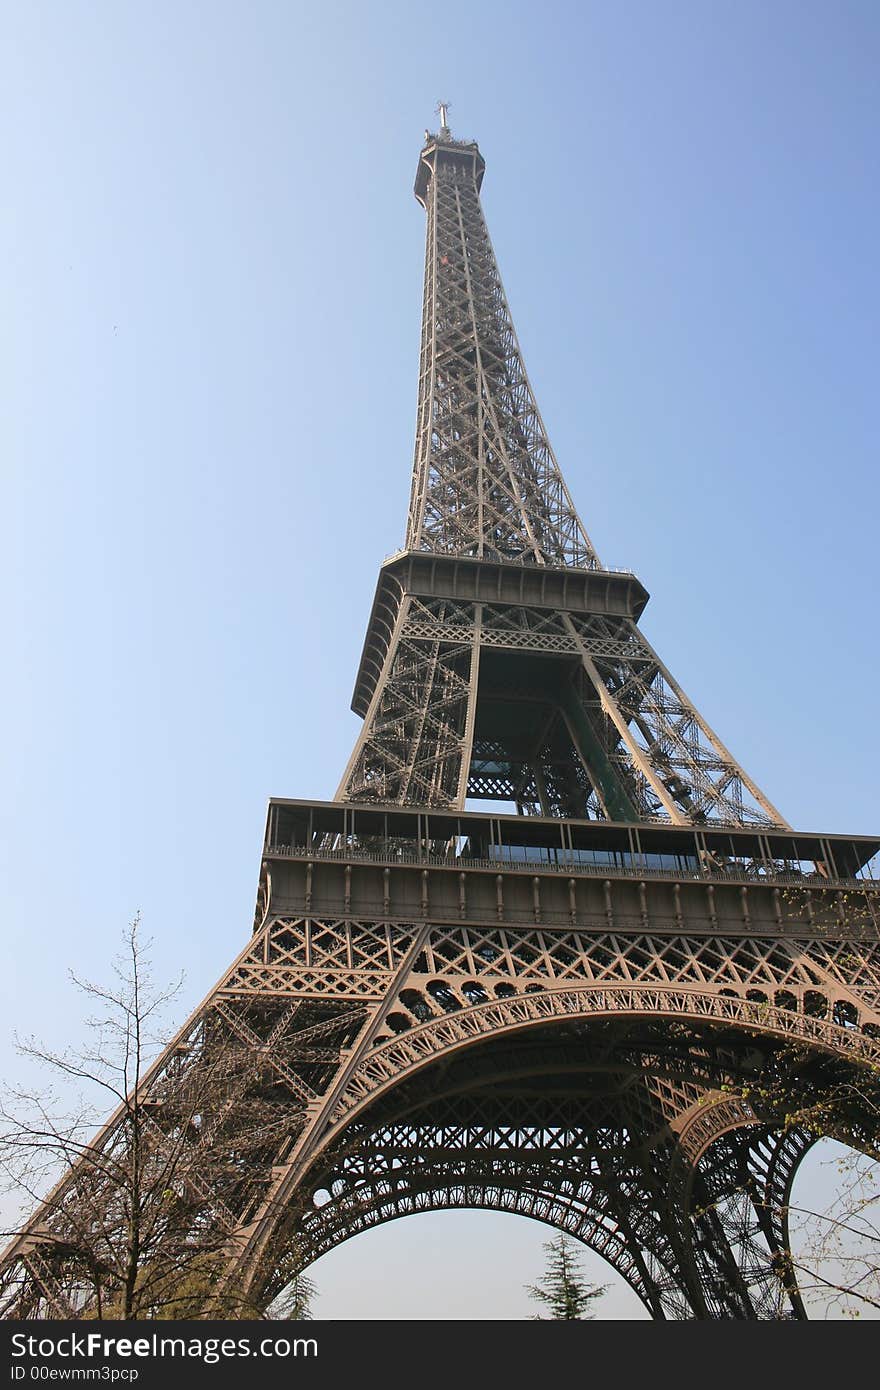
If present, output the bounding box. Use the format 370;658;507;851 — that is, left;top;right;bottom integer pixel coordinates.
265;841;879;894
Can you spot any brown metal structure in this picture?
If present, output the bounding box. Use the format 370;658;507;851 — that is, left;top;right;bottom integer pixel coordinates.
2;119;879;1320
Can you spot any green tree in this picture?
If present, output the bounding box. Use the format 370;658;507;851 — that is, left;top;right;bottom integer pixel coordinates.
525;1233;606;1319
270;1270;317;1320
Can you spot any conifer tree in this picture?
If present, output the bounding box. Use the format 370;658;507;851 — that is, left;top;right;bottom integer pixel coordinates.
526;1233;606;1319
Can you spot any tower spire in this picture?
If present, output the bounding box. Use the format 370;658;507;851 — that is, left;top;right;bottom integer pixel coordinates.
411;123;598;568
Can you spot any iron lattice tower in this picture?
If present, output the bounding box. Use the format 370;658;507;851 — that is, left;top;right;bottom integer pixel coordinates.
3;119;879;1321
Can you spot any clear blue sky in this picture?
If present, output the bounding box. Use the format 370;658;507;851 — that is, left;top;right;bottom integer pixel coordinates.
2;1;878;1318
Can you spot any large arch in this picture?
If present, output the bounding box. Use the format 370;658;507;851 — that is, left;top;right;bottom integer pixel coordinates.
248;1001;878;1318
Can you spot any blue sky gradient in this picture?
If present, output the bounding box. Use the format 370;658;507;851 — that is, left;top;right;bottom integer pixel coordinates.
2;1;878;1317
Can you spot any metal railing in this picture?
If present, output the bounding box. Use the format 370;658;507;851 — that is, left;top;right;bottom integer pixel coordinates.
380;546;639;580
264;842;879;893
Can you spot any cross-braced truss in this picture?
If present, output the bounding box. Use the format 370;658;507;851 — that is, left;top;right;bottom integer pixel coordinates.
339;591;787;827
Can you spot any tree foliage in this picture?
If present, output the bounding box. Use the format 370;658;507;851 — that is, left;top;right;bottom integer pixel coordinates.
269;1270;317;1320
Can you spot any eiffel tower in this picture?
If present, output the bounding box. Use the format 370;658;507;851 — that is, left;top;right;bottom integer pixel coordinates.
3;112;879;1321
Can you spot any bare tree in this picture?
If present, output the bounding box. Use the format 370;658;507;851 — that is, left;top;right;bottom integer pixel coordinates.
770;885;880;1317
757;1067;880;1319
707;879;880;1318
786;1145;880;1318
0;916;288;1319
